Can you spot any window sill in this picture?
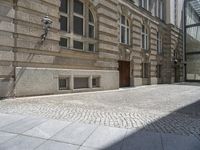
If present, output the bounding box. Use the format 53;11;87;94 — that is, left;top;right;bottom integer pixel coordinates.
119;42;131;47
60;47;97;54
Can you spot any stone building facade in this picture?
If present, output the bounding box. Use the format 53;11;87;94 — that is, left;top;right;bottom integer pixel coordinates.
0;0;184;97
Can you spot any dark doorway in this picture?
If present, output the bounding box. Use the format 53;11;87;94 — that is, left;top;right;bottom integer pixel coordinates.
118;61;130;87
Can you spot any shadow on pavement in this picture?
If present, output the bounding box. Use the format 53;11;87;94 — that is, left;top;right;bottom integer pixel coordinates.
101;100;200;150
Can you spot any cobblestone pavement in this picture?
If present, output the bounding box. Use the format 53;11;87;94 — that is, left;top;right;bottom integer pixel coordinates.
0;83;200;139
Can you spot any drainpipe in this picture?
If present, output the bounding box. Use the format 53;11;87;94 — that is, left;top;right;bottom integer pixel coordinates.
12;0;18;97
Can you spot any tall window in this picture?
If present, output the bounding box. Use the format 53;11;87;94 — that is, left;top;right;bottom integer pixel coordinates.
141;0;149;11
141;25;148;50
155;0;163;19
120;15;130;45
60;0;69;32
73;0;84;35
160;0;163;20
89;10;95;38
156;65;162;78
157;32;162;54
174;0;177;26
59;0;96;52
142;63;150;78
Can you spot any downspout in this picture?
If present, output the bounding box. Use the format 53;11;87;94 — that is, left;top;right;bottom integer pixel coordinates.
12;0;18;97
183;0;187;82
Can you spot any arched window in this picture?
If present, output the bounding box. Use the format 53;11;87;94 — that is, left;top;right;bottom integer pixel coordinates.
120;15;130;45
59;0;96;52
141;25;148;50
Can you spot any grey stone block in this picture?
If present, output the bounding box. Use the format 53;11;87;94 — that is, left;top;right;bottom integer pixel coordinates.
35;140;79;150
83;126;127;150
0;117;47;134
0;113;25;128
0;135;45;150
79;147;99;150
0;131;17;144
23;119;70;139
51;122;97;145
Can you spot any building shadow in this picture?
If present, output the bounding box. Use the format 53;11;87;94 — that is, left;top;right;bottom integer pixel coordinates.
101;100;200;150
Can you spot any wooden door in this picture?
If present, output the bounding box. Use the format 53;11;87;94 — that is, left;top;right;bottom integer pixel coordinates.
118;61;130;87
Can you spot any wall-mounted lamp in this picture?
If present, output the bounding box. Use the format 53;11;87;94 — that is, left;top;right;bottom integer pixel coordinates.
41;16;53;42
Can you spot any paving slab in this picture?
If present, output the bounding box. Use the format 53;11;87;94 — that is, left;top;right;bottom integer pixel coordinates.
51;122;97;146
35;140;79;150
0;131;17;144
162;133;200;150
83;126;127;150
0;113;25;128
79;147;99;150
0;117;47;134
23;119;71;139
0;135;45;150
121;129;163;150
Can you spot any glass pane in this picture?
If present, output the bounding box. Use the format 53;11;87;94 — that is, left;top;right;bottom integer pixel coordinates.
60;16;67;31
89;44;95;52
59;78;69;90
127;28;130;44
186;26;200;53
59;38;68;47
186;54;200;80
73;16;83;35
74;0;84;15
89;10;94;23
121;26;125;43
142;25;145;32
60;0;68;13
89;25;94;38
73;40;83;50
142;34;145;48
186;0;200;25
121;15;125;25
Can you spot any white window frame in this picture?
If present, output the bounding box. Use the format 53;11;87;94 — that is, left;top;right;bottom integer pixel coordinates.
141;25;148;50
120;15;130;45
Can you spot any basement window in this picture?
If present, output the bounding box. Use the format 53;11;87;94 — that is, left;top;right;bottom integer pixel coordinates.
92;77;100;88
73;40;83;50
74;77;89;89
142;63;150;78
59;78;70;90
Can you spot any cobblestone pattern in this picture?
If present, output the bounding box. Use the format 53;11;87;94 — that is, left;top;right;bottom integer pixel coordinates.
0;100;200;140
0;84;200;139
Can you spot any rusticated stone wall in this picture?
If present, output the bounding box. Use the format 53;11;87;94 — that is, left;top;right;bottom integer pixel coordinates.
0;0;184;97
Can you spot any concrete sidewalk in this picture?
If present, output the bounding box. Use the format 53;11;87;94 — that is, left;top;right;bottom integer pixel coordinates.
0;113;199;150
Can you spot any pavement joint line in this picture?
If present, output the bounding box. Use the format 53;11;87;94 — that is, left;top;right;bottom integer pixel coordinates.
160;132;165;150
0;117;49;135
77;123;99;147
0;115;27;129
